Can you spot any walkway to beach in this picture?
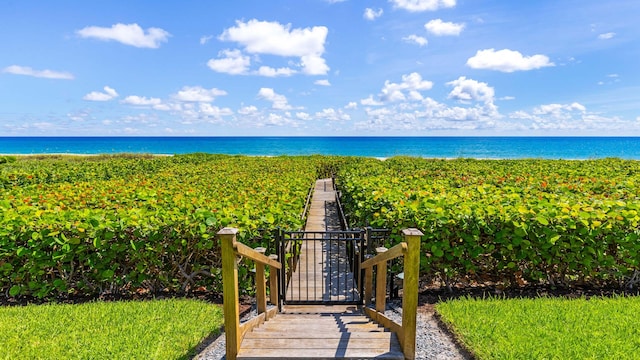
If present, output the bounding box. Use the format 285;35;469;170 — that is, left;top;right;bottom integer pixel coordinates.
236;178;404;359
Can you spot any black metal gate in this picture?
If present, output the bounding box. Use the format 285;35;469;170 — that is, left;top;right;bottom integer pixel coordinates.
276;230;365;305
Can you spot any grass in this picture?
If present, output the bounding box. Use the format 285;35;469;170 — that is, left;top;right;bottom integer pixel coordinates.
0;299;223;360
436;296;640;359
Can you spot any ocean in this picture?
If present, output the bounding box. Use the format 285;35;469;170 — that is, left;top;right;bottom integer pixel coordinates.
1;137;640;160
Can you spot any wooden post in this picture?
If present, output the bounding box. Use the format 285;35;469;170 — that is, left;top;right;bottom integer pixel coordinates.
364;267;373;306
219;227;240;360
401;228;422;360
375;247;388;313
255;262;267;314
268;254;279;305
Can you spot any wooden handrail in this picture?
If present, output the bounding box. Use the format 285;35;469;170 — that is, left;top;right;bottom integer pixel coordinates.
219;227;282;360
360;242;407;269
233;241;282;269
361;228;422;360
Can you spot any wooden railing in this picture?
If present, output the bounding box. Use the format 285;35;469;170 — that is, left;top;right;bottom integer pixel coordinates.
219;227;282;360
360;228;423;360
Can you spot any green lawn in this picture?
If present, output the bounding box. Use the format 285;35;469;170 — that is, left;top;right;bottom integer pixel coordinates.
0;299;223;360
436;296;640;359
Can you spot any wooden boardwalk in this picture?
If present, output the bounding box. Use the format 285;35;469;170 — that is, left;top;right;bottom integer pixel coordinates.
236;179;404;360
285;179;358;303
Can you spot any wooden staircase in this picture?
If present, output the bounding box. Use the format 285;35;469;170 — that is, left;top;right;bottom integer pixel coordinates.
237;305;404;360
219;178;422;360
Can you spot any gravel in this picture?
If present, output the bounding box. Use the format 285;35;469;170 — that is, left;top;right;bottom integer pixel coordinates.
193;301;469;360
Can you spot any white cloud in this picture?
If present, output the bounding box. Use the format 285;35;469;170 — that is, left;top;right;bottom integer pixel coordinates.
598;32;616;40
314;79;331;86
316;108;351;121
207;49;251;75
466;48;555;72
83;86;118;101
424;19;465;36
296;112;311;120
172;86;227;102
256;66;297;77
122;95;162;106
447;76;495;104
402;34;428;47
238;105;258;115
364;8;384;21
345;102;358;109
390;0;456;12
326;0;347;3
199;103;233;117
381;72;433;102
76;23;170;49
258;88;291;110
2;65;74;80
218;19;329;75
361;95;384;106
200;35;214;45
533;102;586;115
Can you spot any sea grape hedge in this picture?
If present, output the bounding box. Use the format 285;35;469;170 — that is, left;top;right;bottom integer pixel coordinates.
3;154;640;300
0;154;339;299
337;157;640;289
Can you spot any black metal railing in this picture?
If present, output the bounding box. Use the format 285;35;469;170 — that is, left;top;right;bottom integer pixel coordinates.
277;230;365;305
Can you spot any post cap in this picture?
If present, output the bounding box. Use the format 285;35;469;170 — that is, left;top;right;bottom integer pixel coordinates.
217;227;239;235
402;228;424;237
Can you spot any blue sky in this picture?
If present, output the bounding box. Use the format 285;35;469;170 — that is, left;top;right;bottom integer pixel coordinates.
1;0;639;136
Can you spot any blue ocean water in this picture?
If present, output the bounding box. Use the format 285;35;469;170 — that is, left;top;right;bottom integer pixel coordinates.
1;137;640;159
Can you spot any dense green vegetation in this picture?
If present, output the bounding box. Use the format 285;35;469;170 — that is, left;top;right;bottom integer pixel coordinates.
3;155;640;300
0;299;223;359
437;296;640;359
0;154;340;298
338;157;640;289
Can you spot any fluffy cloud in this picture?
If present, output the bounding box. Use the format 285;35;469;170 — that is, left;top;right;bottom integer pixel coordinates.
83;86;118;101
122;95;162;106
172;86;227;102
381;72;433;102
505;102;627;131
598;32;616;40
402;34;428;46
256;66;297;77
424;19;464;36
315;108;351;121
76;23;170;48
345;102;358;109
390;0;456;12
2;65;74;80
258;88;291;110
314;79;331;86
447;76;495;104
364;8;384;21
533;102;586;116
199;103;233;118
238;106;258;115
217;19;329;75
466;48;555;72
207;49;250;75
361;95;384;106
296;112;311;120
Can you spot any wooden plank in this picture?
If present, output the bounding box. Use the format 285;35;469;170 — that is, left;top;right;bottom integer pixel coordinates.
255;263;266;314
361;242;407;269
241;335;399;349
219;227;241;360
234;241;282;269
244;331;396;340
237;347;404;360
401;228;422;360
376;260;387;313
364;307;403;338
